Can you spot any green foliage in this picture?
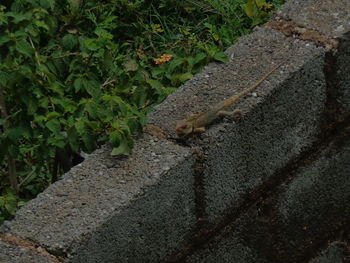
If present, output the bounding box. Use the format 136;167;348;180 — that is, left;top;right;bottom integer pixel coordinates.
0;188;25;222
242;0;274;26
0;0;284;223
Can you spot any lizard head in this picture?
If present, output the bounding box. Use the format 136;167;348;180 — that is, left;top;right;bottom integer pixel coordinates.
175;120;193;137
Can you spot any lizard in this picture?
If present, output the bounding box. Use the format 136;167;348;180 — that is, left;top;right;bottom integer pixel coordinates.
175;58;288;137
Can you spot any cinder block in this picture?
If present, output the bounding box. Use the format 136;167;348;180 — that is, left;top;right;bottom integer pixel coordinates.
278;136;350;244
0;239;55;263
309;241;349;263
201;28;326;221
1;135;195;263
187;134;350;262
276;0;350;113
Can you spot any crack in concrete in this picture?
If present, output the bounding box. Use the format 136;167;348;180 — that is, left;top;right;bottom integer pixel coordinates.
164;22;350;261
0;233;64;263
265;20;339;52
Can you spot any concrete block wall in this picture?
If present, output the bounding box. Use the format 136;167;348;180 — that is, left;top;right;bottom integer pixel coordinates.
1;0;349;262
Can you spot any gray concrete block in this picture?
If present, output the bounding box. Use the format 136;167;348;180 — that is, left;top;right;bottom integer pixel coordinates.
186;132;350;262
186;212;271;263
1;135;195;262
157;26;325;221
276;0;350;117
309;241;348;263
275;0;350;38
0;240;54;263
148;29;325;139
186;232;266;263
278;135;350;241
334;37;350;113
148;26;327;221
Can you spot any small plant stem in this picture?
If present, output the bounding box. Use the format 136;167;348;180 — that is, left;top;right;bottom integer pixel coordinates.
18;167;36;188
51;52;79;60
28;37;41;66
101;78;116;88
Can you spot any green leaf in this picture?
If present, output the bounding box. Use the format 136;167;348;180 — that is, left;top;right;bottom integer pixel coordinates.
46;112;60;120
74;78;83;92
67;127;79;152
168;57;185;72
169;72;193;85
146;79;162;89
0;71;10;86
81;130;95;152
131;86;148;107
94;28;113;40
151;68;165;77
82;79;100;98
52;97;77;113
74;118;85;135
46;0;56;9
256;0;273;9
3;191;17;215
242;1;255;18
126;118;142;133
62;34;77;50
33;115;46;124
8;126;29;141
16;40;33;57
0;35;11;46
111;138;132;156
45;119;61;134
193;52;207;65
0;11;8;26
68;0;82;13
34;20;49;31
124;59;139;72
17;201;27;207
7;12;32;24
84;39;99;51
178;72;193;82
84;102;99;119
109;131;121;145
50;81;64;95
213;51;228;63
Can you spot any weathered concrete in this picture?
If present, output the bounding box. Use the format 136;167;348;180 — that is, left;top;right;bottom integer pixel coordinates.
201;29;325;221
149;27;327;221
1;135;195;262
275;0;350;112
1;0;350;262
186;134;350;263
309;241;349;263
0;239;55;263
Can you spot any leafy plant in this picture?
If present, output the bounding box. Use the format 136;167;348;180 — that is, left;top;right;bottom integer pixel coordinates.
0;0;285;223
242;0;274;26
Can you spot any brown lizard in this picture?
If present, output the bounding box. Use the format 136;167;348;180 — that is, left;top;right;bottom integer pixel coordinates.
175;58;288;137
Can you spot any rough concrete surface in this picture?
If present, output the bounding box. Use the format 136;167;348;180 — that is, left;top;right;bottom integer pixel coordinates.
1;134;195;262
0;240;53;263
1;0;350;262
275;0;350;38
276;0;350;114
309;241;349;263
151;25;327;221
148;27;322;139
186;134;350;263
334;34;350;113
198;28;326;221
278;135;350;248
150;28;326;220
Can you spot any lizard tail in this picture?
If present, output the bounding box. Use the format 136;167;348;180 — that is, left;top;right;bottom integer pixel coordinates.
223;59;287;108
